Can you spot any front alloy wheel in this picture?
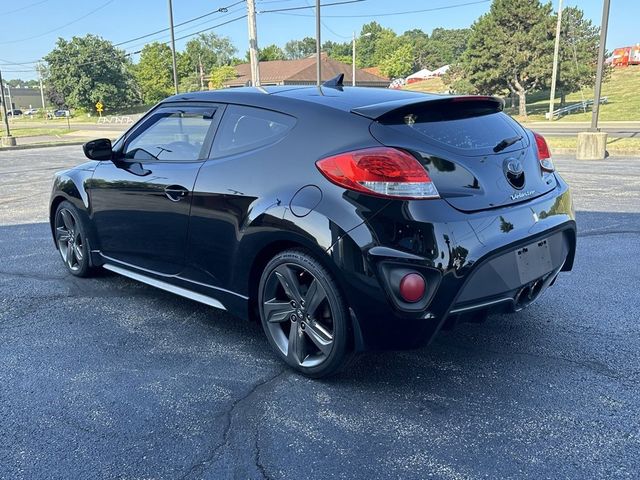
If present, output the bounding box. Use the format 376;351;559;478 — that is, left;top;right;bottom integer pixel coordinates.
259;250;351;378
54;201;92;277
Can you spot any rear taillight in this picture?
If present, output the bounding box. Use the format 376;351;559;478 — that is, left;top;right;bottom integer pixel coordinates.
533;132;555;173
315;147;439;200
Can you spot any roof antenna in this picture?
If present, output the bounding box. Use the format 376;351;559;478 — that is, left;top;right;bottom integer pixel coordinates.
323;73;344;90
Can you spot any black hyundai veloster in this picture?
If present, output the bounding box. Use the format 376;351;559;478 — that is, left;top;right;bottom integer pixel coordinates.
50;79;576;377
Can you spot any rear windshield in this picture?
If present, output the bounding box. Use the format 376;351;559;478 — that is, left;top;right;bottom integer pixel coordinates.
385;105;525;154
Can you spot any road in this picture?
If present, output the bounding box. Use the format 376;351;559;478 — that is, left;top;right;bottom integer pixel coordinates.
1;146;639;479
524;121;640;138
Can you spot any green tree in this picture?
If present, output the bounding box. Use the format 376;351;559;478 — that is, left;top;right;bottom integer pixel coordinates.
379;44;414;79
178;33;236;82
323;40;351;63
556;6;602;105
400;29;430;71
134;42;175;104
208;65;237;90
356;21;396;68
420;28;470;70
43;34;137;111
245;44;285;62
459;0;555;117
284;37;317;59
6;78;39;88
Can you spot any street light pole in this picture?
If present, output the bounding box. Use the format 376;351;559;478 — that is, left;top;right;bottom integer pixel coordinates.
352;32;371;87
591;0;611;131
167;0;179;95
37;63;46;111
548;0;563;121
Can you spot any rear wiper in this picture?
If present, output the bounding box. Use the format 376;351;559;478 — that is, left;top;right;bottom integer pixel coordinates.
493;135;522;153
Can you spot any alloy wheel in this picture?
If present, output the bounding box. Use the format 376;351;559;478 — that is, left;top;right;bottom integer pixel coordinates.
55;208;84;272
262;263;335;368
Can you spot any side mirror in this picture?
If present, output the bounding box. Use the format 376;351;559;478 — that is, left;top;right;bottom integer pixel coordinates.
83;138;112;161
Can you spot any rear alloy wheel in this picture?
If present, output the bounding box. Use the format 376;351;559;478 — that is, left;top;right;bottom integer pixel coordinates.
259;250;351;378
54;201;93;277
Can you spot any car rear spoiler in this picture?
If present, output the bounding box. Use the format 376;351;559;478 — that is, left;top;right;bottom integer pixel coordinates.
351;95;505;122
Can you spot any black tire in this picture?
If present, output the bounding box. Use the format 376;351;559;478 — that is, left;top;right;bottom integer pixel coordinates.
54;201;95;277
258;249;351;378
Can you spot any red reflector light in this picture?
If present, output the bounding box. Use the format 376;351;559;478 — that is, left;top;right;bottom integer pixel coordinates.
315;147;439;199
533;132;555;172
399;273;426;303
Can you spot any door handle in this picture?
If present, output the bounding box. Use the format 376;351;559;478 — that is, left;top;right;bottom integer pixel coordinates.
164;185;189;202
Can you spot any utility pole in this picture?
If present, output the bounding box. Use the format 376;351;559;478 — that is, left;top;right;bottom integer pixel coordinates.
352;32;356;87
37;63;46;111
0;68;14;146
548;0;563;121
315;0;321;86
167;0;179;94
591;0;611;131
246;0;261;86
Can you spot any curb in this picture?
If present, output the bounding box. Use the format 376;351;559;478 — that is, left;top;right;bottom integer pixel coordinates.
552;148;640;157
0;140;87;152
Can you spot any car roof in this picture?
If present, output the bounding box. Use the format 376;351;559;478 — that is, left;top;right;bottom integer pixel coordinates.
164;86;442;114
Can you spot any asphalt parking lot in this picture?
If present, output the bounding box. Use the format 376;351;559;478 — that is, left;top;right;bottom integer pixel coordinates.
1;145;639;479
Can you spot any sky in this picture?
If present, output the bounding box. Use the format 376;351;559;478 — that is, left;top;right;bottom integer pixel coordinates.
1;0;638;81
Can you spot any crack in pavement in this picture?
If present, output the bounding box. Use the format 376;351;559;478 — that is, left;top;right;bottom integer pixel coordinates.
253;428;271;480
179;368;287;480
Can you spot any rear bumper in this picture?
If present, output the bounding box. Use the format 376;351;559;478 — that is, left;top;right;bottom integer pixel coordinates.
328;179;576;351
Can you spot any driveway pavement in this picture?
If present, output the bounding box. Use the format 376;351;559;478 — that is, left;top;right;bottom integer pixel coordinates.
1;146;639;479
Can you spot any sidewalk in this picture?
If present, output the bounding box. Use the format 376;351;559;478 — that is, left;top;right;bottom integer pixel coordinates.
0;129;124;151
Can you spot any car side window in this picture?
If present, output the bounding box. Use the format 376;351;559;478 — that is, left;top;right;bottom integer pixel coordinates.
211;105;295;157
124;108;215;161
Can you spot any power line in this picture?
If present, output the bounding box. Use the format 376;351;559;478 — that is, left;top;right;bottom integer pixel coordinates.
5;14;250;75
0;1;246;67
258;0;365;14
5;0;51;16
268;0;490;17
0;0;116;45
114;0;246;47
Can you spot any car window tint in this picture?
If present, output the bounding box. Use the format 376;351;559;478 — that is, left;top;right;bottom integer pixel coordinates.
386;109;523;154
125;110;214;161
212;105;295;157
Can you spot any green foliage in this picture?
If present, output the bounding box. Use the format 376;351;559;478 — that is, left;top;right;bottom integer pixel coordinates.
356;21;397;68
6;79;39;88
459;0;555;117
178;33;236;80
134;42;175;104
208;65;237;90
442;64;476;94
323;40;351;61
284;37;317;59
379;44;414;79
43;34;138;111
245;44;286;62
421;28;470;70
556;6;602;103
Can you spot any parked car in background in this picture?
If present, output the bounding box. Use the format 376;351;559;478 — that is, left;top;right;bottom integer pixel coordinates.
6;109;23;116
24;108;39;116
53;109;70;117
